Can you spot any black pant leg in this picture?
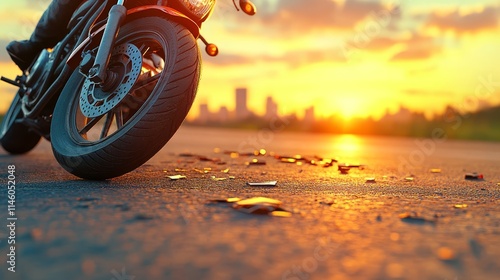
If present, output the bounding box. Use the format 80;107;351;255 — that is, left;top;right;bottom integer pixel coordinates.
30;0;85;47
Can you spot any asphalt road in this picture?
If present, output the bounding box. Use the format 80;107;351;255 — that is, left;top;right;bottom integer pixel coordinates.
0;126;499;280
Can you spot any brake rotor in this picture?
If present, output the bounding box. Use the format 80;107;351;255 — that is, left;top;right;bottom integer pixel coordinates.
79;43;143;118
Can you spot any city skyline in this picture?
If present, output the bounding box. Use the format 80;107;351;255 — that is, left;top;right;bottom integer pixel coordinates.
193;87;315;123
192;86;498;125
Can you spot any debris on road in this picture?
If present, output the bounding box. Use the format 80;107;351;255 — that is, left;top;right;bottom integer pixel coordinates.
193;168;211;174
405;177;414;182
246;181;278;187
453;204;468;209
208;197;241;203
281;157;297;163
269;211;292;217
133;214;154;221
174;168;188;172
399;212;436;225
365;178;376;183
246;159;266;166
338;163;363;170
232;197;291;217
430;168;442;173
167;175;187;180
319;200;335;206
211;176;228;181
339;166;351;174
465;173;484;180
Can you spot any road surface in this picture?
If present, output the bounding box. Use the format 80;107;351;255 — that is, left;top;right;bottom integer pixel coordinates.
1;126;500;280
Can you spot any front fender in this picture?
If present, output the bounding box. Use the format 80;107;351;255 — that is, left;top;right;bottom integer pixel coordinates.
67;5;200;69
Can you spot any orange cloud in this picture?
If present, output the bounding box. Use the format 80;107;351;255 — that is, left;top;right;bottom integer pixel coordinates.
426;6;499;34
391;34;441;61
256;0;389;35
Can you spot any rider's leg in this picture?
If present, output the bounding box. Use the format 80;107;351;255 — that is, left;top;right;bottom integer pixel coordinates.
6;0;83;72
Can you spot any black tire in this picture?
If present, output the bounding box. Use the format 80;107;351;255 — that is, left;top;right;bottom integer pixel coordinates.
51;17;200;179
0;94;41;154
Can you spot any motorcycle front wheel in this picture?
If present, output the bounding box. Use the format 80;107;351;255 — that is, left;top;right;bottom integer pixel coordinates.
51;17;200;179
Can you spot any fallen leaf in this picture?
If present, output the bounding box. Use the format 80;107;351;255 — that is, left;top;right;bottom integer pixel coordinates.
405;177;414;182
430;168;442;173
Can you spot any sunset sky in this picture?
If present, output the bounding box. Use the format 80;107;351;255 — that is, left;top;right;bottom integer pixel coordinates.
0;0;499;120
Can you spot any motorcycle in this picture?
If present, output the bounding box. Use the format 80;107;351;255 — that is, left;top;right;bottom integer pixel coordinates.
0;0;256;179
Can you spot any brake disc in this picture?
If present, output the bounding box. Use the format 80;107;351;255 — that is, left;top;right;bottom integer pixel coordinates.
79;43;143;118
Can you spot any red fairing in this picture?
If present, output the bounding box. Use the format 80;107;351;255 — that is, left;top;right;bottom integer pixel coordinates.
67;5;200;69
126;5;200;37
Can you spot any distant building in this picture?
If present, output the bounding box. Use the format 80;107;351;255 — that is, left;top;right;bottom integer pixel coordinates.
381;106;412;123
235;88;250;120
304;106;315;125
218;106;229;122
198;103;211;123
265;96;278;120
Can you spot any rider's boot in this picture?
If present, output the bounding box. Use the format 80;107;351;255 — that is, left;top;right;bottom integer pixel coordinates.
6;0;83;72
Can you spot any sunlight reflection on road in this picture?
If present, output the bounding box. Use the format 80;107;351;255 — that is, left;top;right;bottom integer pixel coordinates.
328;134;363;158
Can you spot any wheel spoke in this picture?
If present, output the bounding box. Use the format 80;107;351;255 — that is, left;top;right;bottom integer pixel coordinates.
139;44;150;56
100;112;115;139
115;109;124;129
79;115;104;135
131;74;160;93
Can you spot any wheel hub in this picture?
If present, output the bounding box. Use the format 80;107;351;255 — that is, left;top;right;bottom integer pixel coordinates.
79;43;142;118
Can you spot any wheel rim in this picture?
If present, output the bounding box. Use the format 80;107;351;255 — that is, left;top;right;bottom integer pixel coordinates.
70;34;167;143
79;43;143;118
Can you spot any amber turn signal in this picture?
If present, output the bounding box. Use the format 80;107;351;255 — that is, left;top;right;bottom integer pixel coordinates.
239;0;256;16
206;44;219;57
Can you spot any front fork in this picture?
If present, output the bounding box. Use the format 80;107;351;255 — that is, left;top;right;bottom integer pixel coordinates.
83;0;219;84
87;0;127;84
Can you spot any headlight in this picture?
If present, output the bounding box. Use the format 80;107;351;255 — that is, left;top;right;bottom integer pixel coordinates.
179;0;216;19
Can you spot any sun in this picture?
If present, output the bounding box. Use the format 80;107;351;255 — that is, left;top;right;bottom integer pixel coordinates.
337;97;365;120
